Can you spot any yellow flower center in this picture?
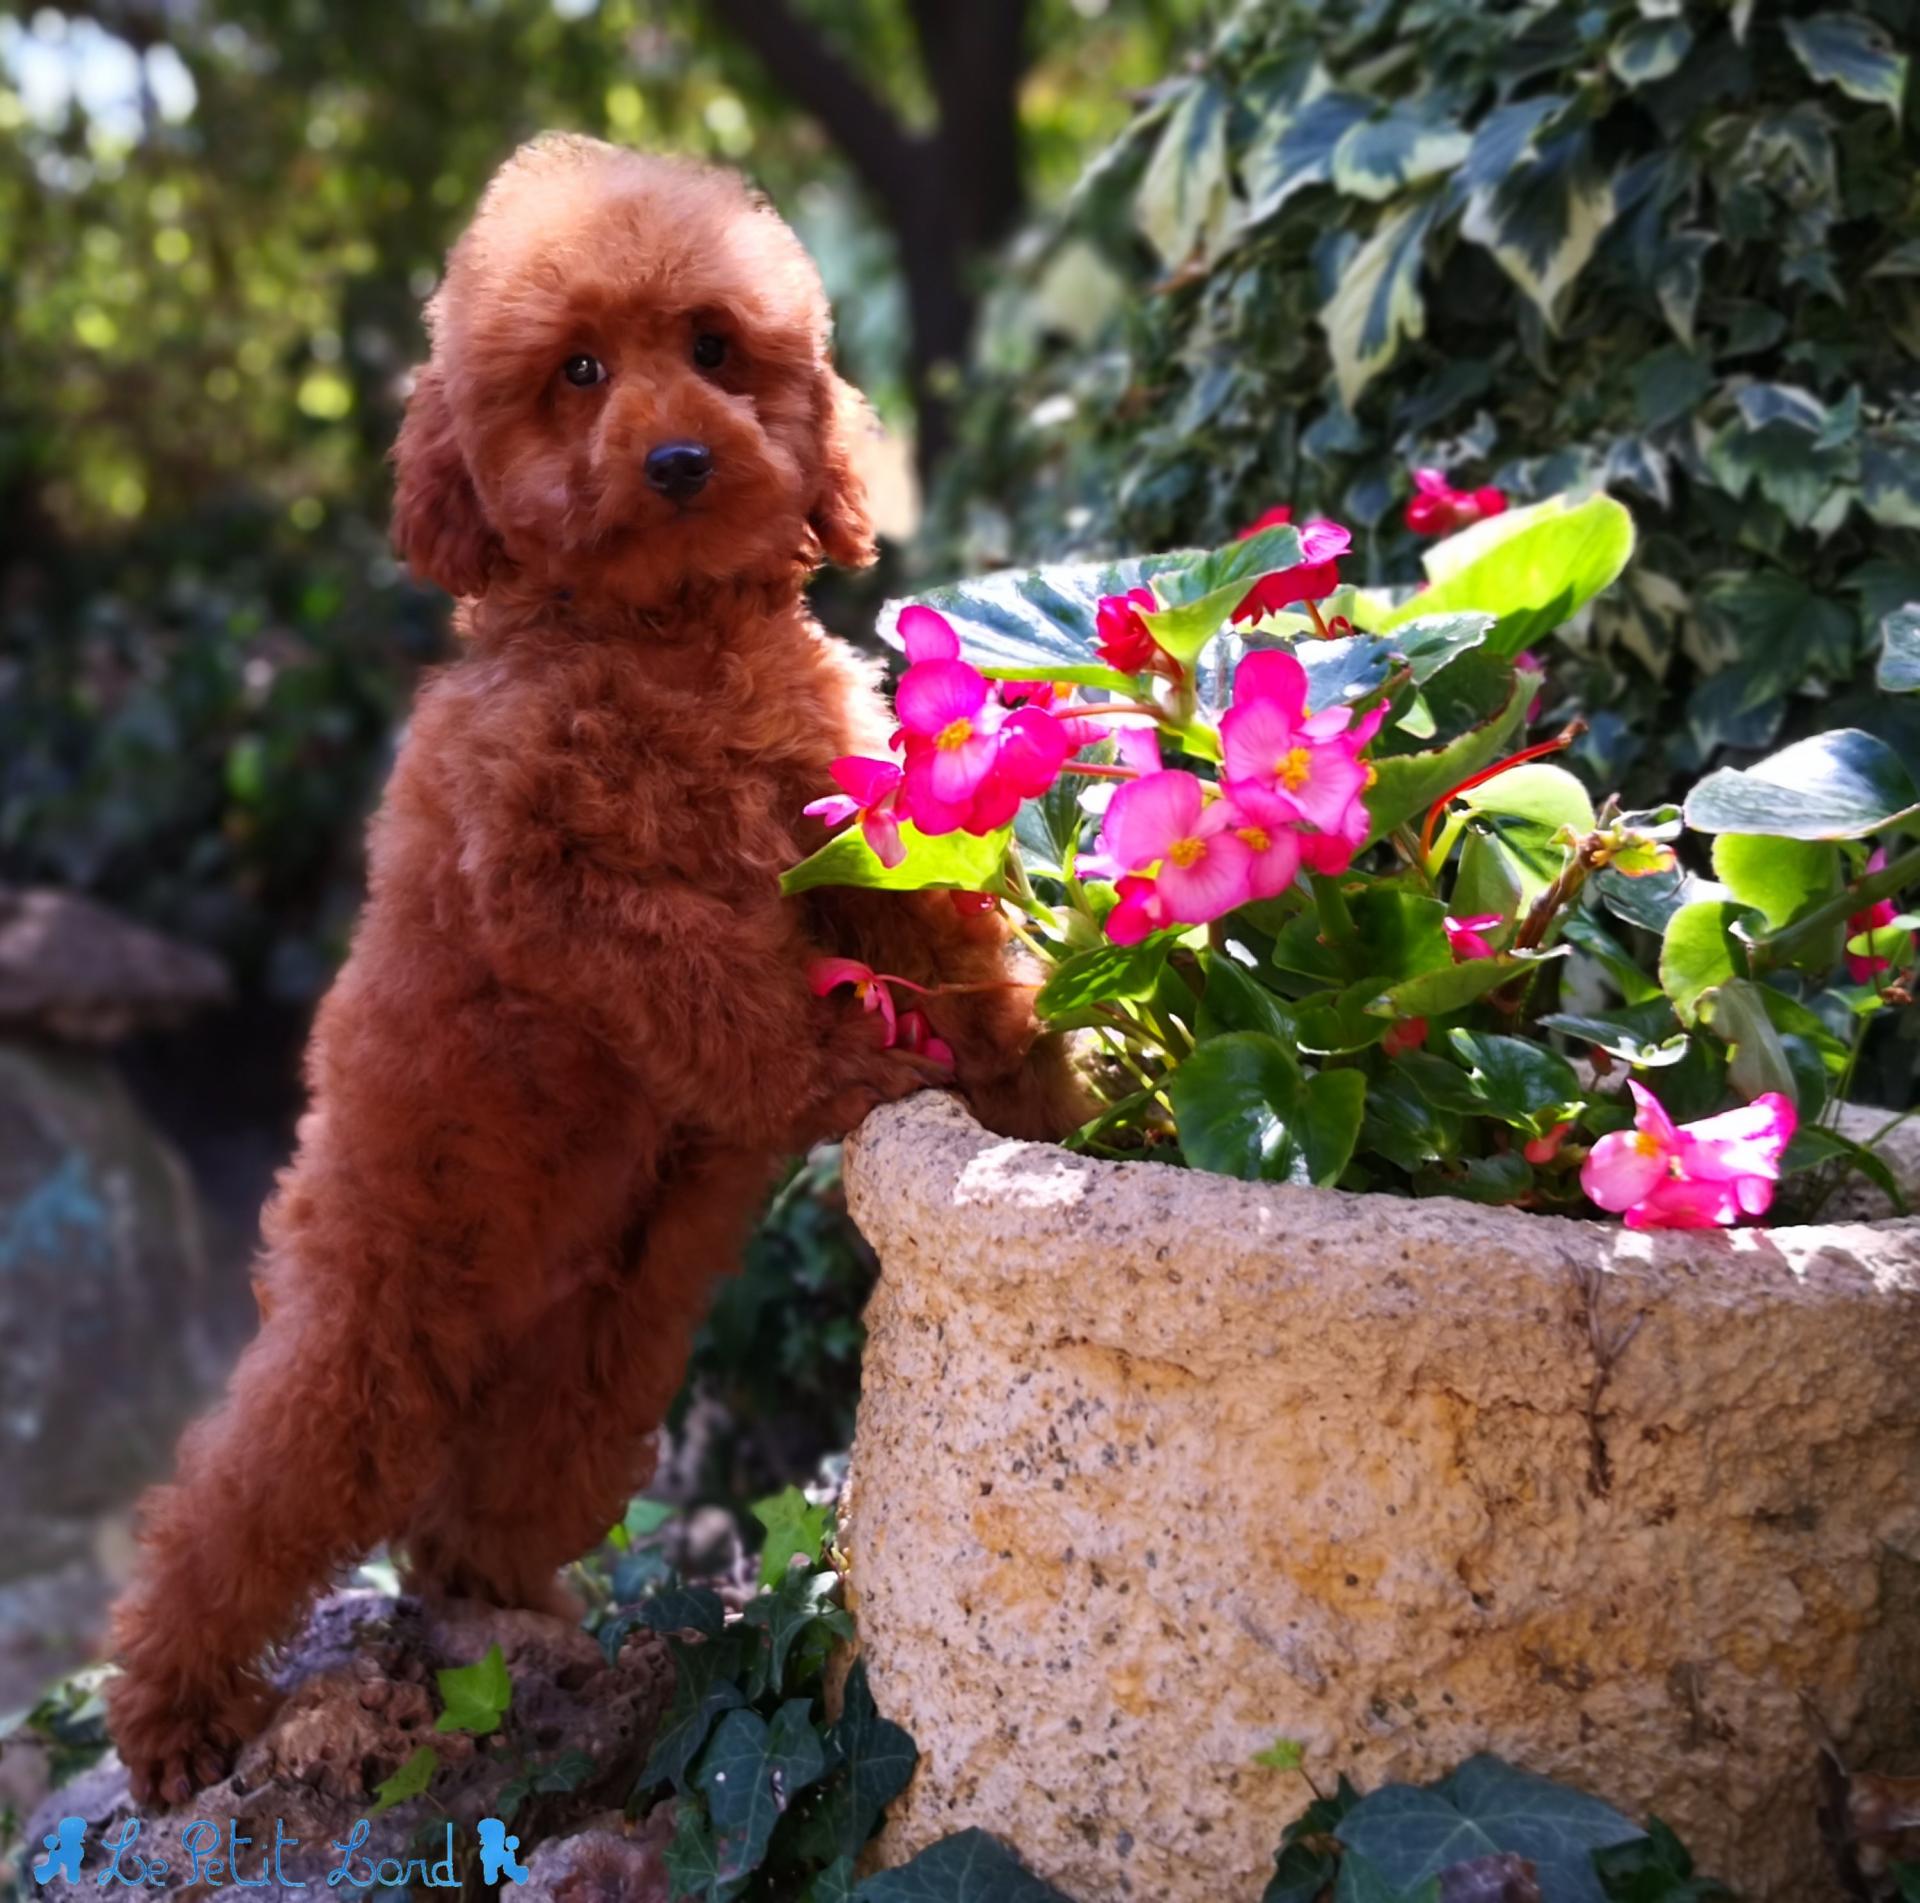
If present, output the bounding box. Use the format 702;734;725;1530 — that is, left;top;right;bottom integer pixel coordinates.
936;717;974;751
1629;1132;1662;1157
1237;825;1271;853
1363;763;1378;790
1168;836;1206;869
1277;746;1313;791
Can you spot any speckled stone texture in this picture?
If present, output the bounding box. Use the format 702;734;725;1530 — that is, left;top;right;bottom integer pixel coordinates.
842;1092;1920;1903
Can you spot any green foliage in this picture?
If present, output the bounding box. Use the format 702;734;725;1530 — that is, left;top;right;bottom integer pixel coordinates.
368;1744;439;1818
933;0;1920;828
750;1488;836;1587
1264;1757;1730;1903
434;1641;512;1736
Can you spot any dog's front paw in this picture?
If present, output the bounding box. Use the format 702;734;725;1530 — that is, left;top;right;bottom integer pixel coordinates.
108;1668;270;1808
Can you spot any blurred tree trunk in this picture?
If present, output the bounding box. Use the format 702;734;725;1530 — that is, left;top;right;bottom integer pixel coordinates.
707;0;1033;483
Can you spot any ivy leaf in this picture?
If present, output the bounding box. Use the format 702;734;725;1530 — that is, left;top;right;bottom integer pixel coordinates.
368;1744;438;1818
696;1703;830;1891
435;1642;511;1737
1336;1754;1642;1903
742;1568;850;1698
1659;901;1755;1025
852;1829;1074;1902
1330;107;1470;202
1783;13;1909;115
1322;199;1439;407
1609;19;1693;85
877;558;1189;690
1136;78;1232;266
1877;605;1920;692
1168;1033;1366;1185
618;1498;675;1545
1244;91;1374;221
497;1749;598;1822
1460;96;1569;193
637;1586;730;1641
666;1799;725;1901
1255;1737;1308;1772
641;1627;751;1794
782;823;1012;899
813;1660;917;1861
751;1486;832;1585
1460;129;1616;327
1036;933;1180;1017
804;1857;861;1903
1138;523;1311;663
1375;494;1636;661
1684;731;1920;840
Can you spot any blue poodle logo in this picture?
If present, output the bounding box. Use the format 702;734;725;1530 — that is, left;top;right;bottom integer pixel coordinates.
476;1817;529;1886
32;1816;86;1885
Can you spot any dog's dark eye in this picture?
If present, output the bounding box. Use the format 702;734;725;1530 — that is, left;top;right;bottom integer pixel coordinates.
562;354;607;388
692;332;728;371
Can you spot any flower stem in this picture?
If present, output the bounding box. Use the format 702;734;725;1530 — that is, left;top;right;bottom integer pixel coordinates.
1418;718;1588;863
1749;840;1920;973
1059;761;1140;780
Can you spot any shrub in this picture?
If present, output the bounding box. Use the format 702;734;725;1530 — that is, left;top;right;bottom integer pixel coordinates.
790;503;1920;1212
932;0;1920;812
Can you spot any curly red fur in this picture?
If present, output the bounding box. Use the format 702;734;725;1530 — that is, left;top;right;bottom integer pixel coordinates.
106;136;1084;1804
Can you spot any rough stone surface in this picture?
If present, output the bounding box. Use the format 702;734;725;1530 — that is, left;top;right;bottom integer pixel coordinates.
516;1805;676;1900
842;1091;1920;1903
0;1042;222;1599
0;886;227;1044
22;1590;672;1899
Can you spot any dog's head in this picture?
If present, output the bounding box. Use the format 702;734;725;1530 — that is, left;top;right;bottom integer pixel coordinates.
392;135;877;605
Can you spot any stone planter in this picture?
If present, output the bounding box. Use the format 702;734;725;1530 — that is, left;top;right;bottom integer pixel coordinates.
841;1091;1920;1903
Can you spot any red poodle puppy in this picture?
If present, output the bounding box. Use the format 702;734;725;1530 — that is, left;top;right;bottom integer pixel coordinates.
106;134;1083;1803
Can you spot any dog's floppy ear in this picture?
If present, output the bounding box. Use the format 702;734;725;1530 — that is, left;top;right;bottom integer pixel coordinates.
811;369;878;571
391;363;501;600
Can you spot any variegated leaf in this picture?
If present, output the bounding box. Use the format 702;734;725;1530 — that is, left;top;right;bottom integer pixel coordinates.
1461;129;1616;328
1460;96;1569;193
1243;89;1371;222
1136;79;1231;268
1609;19;1693;84
1653;231;1715;347
1330;107;1471;202
1783;12;1909;114
1734;383;1827;433
1863;432;1920;529
1321;199;1438;407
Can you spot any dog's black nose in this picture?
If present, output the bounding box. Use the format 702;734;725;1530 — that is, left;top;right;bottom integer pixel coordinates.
644;441;712;502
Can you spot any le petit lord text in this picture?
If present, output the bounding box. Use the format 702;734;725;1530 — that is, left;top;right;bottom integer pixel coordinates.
30;1814;534;1890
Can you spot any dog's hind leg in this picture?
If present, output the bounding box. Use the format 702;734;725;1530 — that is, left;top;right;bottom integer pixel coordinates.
104;1273;464;1806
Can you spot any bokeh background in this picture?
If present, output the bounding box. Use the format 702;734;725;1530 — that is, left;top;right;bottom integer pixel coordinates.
3;0;1918;1772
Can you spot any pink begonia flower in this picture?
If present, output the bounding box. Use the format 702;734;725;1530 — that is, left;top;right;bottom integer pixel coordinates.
893;1008;955;1070
1524;1121;1573;1165
1097;770;1252;943
1581;1081;1796;1230
1846;848;1912;983
807;957;929;1047
897;603;961;663
1405;468;1508;538
888;607;1080;837
1220;649;1382;837
895;658;1071;836
804;755;910;868
1516;649;1546;724
1232;506;1352;624
1222;781;1304;900
1444;913;1503;962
